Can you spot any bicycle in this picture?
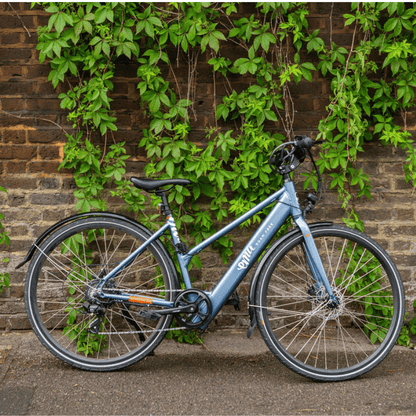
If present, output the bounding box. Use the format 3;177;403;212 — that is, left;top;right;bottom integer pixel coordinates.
18;136;405;381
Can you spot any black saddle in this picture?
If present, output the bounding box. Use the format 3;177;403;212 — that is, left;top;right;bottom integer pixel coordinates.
130;177;192;192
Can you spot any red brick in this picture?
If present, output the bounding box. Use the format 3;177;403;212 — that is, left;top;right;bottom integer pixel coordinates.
0;14;33;29
0;129;26;143
0;113;33;127
28;161;64;174
0;49;33;62
37;82;57;96
4;161;27;174
26;99;62;112
1;177;37;190
36;115;60;127
0;144;36;159
23;32;38;45
38;145;60;160
27;129;65;144
0;65;23;78
1;32;22;44
24;65;50;78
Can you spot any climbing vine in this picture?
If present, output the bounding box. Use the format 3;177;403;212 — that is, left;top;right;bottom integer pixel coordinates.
0;187;10;294
35;2;416;346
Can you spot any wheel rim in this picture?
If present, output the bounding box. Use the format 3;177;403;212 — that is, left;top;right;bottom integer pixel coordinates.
27;220;174;366
259;229;402;376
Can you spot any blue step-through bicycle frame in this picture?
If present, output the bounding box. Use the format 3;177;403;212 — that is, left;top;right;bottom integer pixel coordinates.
96;180;337;329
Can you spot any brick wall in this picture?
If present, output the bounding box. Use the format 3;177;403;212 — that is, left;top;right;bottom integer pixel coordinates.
1;3;416;331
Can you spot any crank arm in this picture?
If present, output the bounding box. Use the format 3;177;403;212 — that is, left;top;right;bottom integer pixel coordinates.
137;304;196;320
152;304;196;315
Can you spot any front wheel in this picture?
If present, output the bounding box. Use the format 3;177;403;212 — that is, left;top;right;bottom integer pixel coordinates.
25;217;179;371
255;225;405;381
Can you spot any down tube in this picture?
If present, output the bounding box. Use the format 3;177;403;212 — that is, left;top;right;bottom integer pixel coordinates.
207;192;292;321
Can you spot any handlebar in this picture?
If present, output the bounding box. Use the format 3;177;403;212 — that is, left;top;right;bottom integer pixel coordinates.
269;136;324;175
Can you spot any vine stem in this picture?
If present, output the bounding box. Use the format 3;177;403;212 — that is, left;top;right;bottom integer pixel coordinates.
329;3;334;49
325;4;359;122
0;110;70;135
7;2;31;37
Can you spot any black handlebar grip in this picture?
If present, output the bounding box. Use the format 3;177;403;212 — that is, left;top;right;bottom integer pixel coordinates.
295;136;314;150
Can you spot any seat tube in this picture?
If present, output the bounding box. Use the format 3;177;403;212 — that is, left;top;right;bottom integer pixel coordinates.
166;214;193;289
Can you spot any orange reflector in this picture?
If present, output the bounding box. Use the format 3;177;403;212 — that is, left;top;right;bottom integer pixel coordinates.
306;233;310;238
128;296;153;304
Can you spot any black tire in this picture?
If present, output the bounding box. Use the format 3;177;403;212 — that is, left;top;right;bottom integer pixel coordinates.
25;217;179;371
254;225;405;381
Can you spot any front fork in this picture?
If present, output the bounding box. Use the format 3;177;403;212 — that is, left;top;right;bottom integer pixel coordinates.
294;215;338;305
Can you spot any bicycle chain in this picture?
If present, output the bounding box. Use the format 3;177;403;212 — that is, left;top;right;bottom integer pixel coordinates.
99;326;188;335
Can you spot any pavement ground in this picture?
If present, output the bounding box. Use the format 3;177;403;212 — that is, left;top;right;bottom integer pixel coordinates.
1;329;416;415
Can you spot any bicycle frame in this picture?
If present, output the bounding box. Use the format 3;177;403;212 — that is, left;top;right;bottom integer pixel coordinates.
98;180;337;327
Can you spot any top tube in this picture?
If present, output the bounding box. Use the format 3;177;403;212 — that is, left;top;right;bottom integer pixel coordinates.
186;187;286;258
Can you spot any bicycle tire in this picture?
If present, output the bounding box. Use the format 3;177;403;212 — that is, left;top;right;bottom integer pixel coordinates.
254;224;404;381
25;217;179;371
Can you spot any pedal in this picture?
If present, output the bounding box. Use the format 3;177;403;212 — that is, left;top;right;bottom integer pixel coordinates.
137;309;162;321
225;291;240;311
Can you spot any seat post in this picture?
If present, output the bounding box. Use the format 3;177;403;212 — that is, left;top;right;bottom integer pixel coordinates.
155;191;172;217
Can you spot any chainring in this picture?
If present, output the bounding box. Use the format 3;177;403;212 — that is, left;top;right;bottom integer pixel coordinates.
173;289;212;329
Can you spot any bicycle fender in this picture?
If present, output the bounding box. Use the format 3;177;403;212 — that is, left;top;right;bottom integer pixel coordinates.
16;212;173;275
247;221;333;338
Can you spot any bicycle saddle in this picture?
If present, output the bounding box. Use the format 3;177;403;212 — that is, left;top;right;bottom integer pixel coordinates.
130;177;192;192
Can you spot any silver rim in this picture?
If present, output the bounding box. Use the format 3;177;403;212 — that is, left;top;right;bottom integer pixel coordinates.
27;220;174;368
259;230;402;378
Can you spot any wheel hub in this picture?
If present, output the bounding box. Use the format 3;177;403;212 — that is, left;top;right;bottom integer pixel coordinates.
307;284;344;319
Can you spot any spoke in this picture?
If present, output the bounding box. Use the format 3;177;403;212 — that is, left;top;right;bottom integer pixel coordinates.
332;238;348;286
323;237;334;283
116;263;162;280
81;231;89;281
336;318;369;359
340;255;381;298
339;248;368;293
338;318;349;367
314;327;323;368
275;262;312;286
40;293;84;324
266;294;309;299
36;244;94;290
299;318;328;363
103;228;109;268
343;309;390;339
107;312;132;354
115;240;142;286
105;232;127;267
342;311;379;349
61;241;98;281
278;301;328;345
270;275;308;296
293;246;311;277
343;273;388;300
266;299;313;310
92;229;105;267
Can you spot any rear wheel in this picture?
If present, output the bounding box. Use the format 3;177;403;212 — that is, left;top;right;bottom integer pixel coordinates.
25;217;179;371
255;225;404;381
